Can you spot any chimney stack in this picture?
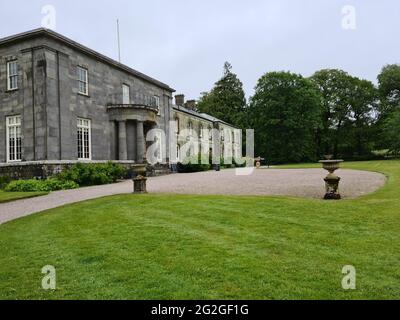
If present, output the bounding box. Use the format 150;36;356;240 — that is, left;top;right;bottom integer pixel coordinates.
175;94;185;107
185;100;197;111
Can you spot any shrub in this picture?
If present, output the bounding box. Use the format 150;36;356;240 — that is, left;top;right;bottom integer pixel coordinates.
0;176;12;189
220;157;235;169
4;179;78;192
233;157;248;168
58;162;127;186
220;157;249;168
176;155;248;172
177;155;211;173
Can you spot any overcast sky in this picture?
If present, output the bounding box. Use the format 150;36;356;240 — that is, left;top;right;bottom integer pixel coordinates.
1;0;399;99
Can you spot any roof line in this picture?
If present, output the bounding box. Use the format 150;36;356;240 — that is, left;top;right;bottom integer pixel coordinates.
172;105;237;128
172;105;211;122
0;28;175;92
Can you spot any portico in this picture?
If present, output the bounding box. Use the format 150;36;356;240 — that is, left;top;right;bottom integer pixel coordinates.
107;104;158;163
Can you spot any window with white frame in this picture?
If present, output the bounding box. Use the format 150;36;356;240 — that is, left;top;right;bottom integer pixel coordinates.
77;66;88;95
77;118;91;160
6;115;22;162
122;84;130;104
7;60;18;90
154;95;160;115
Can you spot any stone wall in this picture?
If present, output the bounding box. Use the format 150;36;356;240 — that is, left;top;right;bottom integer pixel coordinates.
0;161;161;180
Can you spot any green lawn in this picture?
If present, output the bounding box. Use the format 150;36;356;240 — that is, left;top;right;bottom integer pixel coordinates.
0;160;399;299
0;190;47;204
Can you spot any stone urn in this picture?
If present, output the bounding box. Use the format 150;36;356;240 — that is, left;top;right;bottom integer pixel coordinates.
254;156;265;169
319;159;343;200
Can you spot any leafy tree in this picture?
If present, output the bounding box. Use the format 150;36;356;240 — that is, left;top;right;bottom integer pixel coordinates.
311;69;378;158
310;69;353;157
376;64;400;150
345;77;378;157
382;109;400;155
248;71;323;163
197;62;246;128
378;64;400;115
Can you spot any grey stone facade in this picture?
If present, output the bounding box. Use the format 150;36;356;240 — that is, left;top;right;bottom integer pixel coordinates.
172;95;241;164
0;29;240;178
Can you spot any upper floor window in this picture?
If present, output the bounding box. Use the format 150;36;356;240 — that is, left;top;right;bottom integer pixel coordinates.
7;60;18;91
77;118;91;160
154;95;160;115
77;66;88;95
122;84;130;104
6;115;22;162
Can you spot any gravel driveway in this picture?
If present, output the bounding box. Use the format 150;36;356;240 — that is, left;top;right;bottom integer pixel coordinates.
0;168;386;225
148;168;386;198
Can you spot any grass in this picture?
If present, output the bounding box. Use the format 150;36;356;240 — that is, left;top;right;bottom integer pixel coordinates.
0;190;47;203
0;160;399;299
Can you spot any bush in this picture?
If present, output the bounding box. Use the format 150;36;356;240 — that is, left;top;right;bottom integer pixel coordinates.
233;157;248;168
176;155;249;172
4;179;78;192
177;155;211;173
0;176;12;189
220;157;235;169
220;157;249;168
58;162;127;186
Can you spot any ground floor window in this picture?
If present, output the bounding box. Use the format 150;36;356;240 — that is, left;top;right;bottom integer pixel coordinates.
77;118;91;160
6;115;22;162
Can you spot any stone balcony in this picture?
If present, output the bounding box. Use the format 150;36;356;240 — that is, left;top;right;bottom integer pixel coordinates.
107;93;159;123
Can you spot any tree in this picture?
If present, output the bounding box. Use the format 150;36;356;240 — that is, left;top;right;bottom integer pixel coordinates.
310;69;353;158
197;62;246;128
310;69;378;158
346;77;378;157
376;64;400;150
378;64;400;115
382;109;400;155
248;71;323;163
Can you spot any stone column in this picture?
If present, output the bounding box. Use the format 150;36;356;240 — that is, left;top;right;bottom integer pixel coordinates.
118;120;128;160
136;120;146;163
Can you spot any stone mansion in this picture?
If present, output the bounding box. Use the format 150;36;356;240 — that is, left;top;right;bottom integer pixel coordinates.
0;29;240;178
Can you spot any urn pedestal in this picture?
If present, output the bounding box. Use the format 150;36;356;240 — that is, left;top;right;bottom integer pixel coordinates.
133;175;147;194
319;160;343;200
